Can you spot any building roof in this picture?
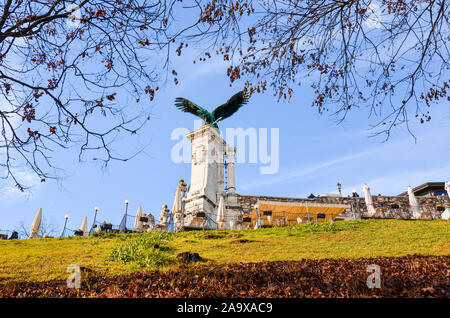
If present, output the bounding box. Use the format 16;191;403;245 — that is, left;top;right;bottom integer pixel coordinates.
398;182;446;196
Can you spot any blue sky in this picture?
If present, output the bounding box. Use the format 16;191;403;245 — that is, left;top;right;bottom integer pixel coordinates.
1;47;449;235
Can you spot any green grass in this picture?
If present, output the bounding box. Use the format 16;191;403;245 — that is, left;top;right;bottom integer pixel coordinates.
0;219;448;284
108;231;173;268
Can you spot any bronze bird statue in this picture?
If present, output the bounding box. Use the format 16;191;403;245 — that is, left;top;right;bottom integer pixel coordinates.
174;90;249;129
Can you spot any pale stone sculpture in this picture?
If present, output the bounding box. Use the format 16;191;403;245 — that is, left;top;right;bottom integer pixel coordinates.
172;179;187;214
363;184;377;217
172;179;187;232
157;204;170;231
173;212;184;232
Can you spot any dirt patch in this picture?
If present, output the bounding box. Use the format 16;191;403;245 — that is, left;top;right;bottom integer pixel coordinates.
201;233;225;239
230;239;254;244
199;232;243;239
176;252;205;263
79;266;93;273
1;255;449;298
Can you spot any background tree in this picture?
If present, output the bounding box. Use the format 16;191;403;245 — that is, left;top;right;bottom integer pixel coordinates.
187;0;449;139
17;217;58;238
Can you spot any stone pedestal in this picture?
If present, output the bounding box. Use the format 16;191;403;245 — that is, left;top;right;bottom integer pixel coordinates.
183;125;226;229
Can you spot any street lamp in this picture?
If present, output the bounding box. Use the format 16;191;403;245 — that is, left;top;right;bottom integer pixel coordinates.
90;206;99;235
352;190;360;216
60;214;69;238
337;182;342;196
305;201;311;224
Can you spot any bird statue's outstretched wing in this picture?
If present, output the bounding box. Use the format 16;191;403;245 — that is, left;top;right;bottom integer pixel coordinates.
174;97;212;122
212;90;248;123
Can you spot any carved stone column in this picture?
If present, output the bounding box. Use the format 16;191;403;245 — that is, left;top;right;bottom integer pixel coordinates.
226;146;236;194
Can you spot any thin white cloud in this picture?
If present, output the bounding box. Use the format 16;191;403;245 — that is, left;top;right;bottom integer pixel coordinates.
240;147;377;190
0;170;42;202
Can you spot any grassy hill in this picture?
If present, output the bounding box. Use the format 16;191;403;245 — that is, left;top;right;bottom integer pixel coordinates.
0;219;449;284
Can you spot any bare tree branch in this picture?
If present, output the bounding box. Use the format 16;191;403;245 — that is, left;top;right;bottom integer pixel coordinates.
186;0;449;139
0;0;194;190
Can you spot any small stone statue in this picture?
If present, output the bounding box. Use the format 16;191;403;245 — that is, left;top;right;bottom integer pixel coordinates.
173;213;183;232
158;204;170;227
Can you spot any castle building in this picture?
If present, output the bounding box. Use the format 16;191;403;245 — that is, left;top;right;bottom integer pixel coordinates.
180;125;450;230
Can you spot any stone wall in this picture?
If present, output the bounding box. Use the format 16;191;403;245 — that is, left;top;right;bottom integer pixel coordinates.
234;193;450;220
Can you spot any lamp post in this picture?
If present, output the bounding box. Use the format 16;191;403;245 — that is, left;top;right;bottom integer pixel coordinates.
60;214;69;238
306;201;311;224
337;182;342;196
353;190;360;217
90;206;99;235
